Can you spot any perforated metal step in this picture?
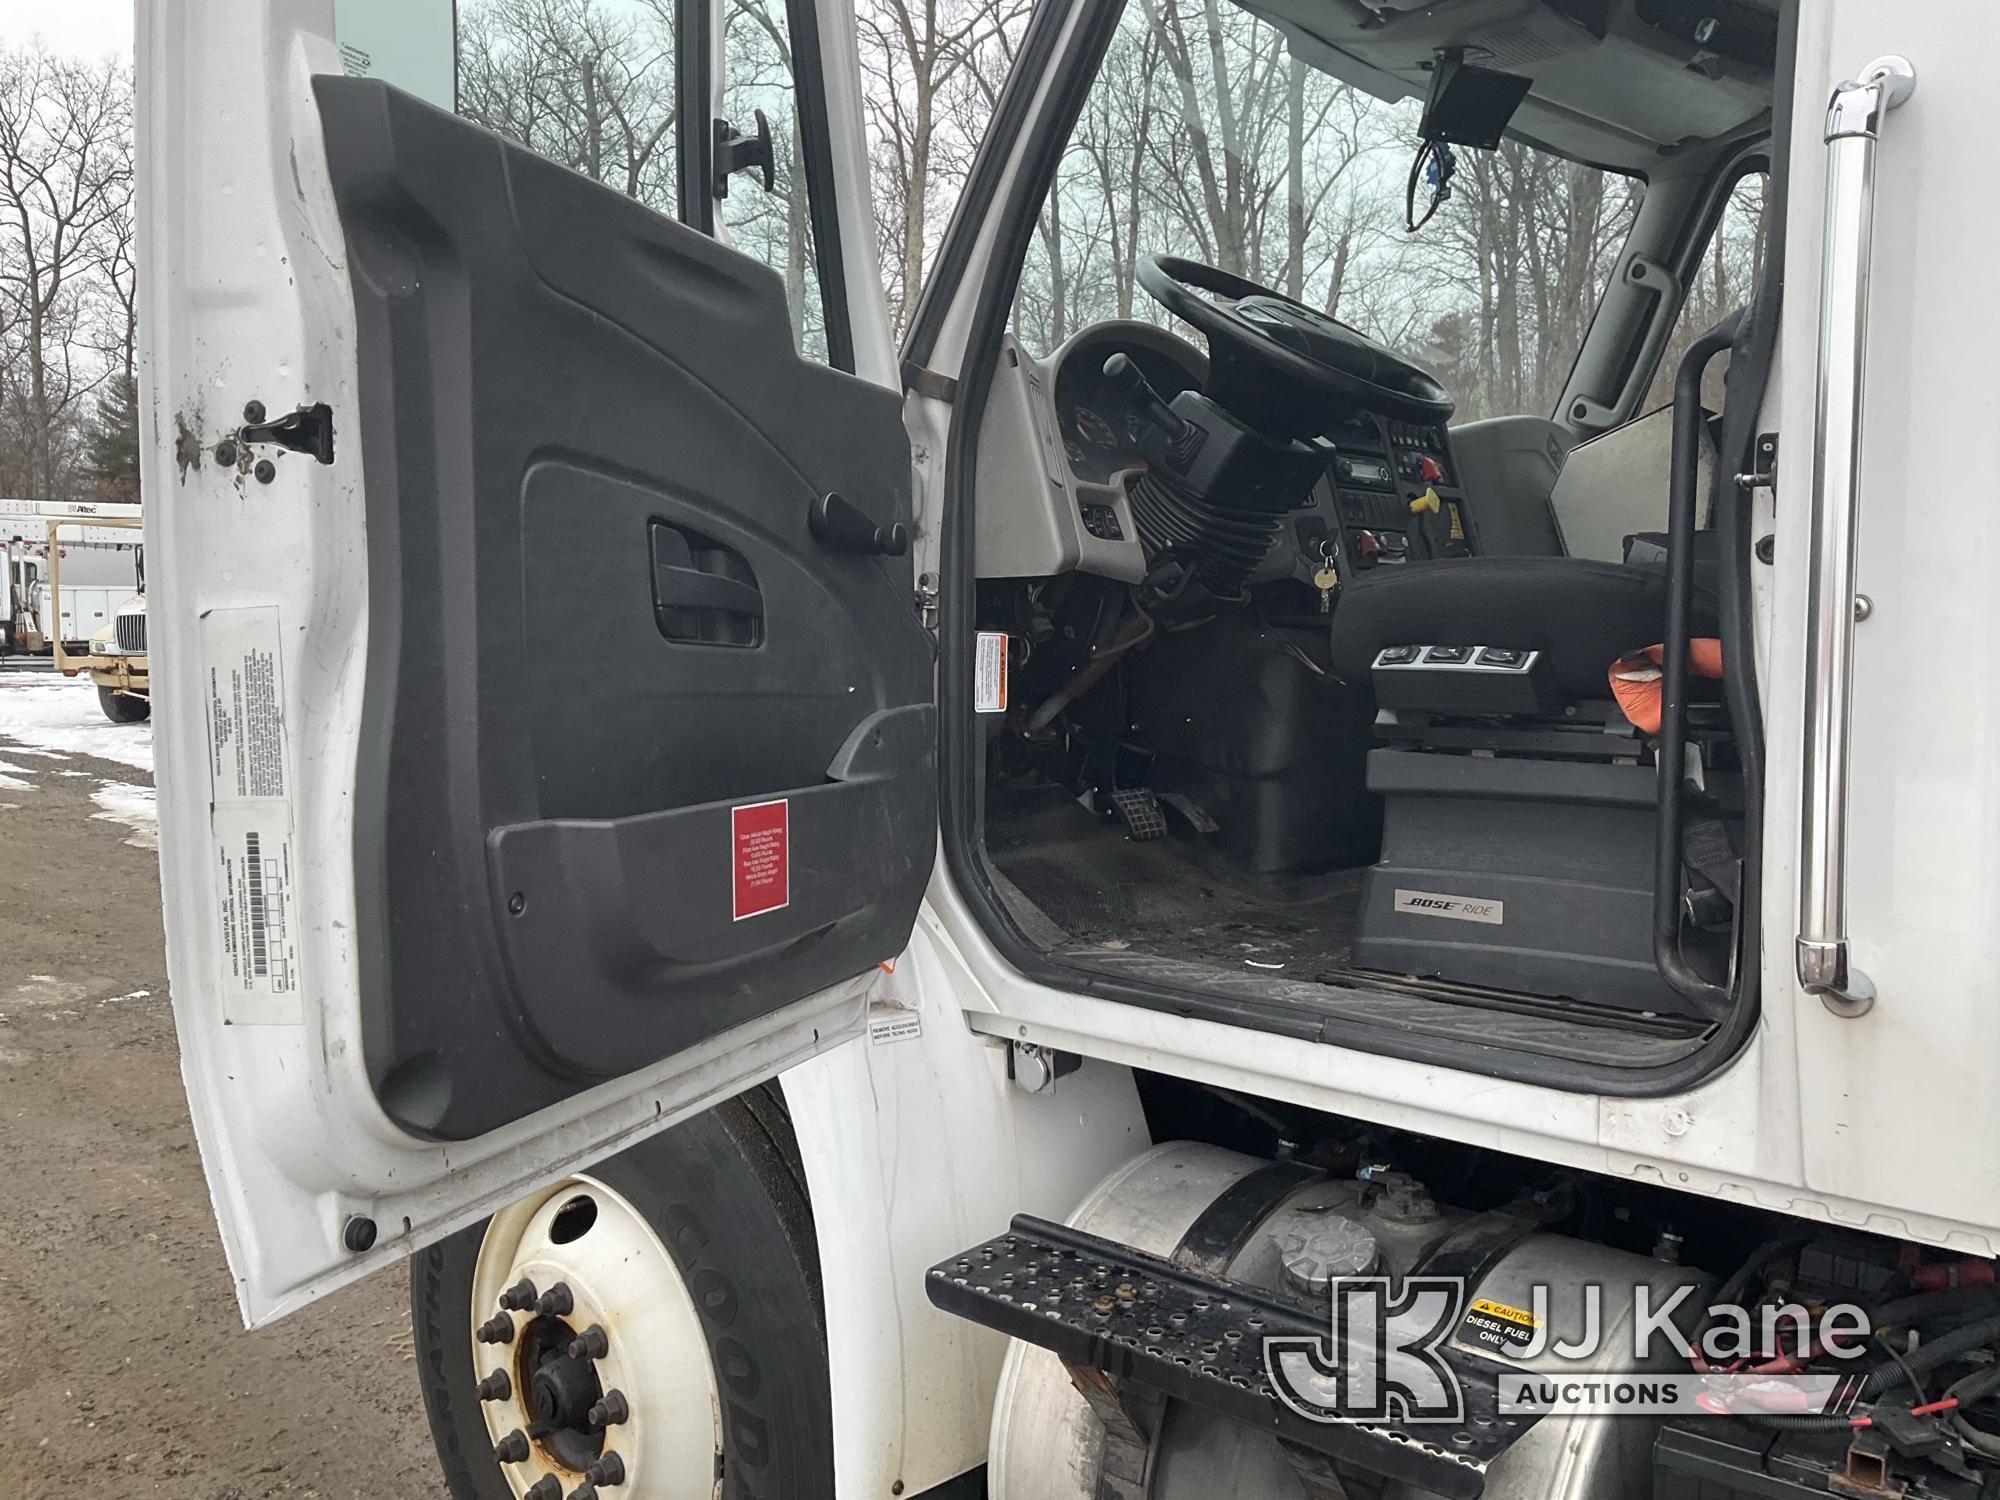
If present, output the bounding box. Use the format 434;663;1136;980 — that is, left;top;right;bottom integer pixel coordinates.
927;1215;1533;1498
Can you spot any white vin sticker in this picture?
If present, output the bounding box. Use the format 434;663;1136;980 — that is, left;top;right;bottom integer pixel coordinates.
1393;888;1505;926
202;607;304;1023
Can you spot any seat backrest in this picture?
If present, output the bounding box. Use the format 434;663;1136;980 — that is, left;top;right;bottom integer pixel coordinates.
1449;415;1570;558
1547;404;1716;562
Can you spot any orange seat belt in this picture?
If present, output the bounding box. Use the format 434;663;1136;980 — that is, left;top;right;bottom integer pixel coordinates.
1609;639;1724;736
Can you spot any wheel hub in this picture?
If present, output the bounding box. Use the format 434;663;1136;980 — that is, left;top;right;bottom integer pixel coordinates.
519;1314;606;1469
469;1175;726;1500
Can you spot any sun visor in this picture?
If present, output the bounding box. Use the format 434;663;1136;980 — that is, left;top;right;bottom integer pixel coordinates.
1418;49;1534;149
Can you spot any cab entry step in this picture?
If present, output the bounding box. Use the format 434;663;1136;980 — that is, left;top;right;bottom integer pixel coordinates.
926;1215;1525;1499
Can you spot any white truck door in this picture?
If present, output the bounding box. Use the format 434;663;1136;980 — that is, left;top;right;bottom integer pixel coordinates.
137;0;932;1325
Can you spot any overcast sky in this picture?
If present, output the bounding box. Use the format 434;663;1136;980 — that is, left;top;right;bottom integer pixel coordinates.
2;0;134;60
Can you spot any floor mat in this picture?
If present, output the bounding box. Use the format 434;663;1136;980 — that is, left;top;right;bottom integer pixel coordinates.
988;790;1366;983
985;787;1708;1062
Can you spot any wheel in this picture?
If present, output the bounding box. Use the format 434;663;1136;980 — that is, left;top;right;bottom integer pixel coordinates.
412;1085;833;1500
97;685;150;722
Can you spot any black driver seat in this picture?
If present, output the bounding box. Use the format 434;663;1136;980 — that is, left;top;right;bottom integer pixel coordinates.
1328;555;1718;700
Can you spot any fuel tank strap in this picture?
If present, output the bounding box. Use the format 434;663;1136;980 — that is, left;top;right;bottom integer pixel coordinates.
1172;1161;1320;1275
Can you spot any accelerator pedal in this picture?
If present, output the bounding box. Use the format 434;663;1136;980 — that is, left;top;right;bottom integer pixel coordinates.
927;1215;1518;1499
1109;787;1168;841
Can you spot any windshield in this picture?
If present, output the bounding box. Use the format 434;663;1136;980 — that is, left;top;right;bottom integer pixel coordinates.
1011;0;1642;423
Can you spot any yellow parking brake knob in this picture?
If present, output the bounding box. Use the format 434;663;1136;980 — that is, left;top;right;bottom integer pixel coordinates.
1409;486;1442;516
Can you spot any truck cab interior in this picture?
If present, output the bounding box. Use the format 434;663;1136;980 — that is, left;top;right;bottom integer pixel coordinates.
956;0;1785;1079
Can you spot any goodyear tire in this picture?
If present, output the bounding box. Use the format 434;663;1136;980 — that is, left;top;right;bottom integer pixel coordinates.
412;1085;833;1499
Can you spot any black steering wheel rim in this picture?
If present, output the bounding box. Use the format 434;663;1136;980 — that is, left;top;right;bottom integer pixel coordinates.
1136;253;1453;426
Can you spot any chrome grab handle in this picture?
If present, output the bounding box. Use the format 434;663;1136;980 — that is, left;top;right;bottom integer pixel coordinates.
1797;56;1914;1017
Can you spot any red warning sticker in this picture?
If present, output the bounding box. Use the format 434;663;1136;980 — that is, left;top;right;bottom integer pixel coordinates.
732;798;790;920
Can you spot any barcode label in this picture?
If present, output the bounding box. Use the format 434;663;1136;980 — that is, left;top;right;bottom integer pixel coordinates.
244;831;269;977
214;808;297;1016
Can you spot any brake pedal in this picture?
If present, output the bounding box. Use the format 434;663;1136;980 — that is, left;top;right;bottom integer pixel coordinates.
1156;791;1218;834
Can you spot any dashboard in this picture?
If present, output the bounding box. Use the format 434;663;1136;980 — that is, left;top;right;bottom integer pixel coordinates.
972;318;1477;589
1312;413;1474;572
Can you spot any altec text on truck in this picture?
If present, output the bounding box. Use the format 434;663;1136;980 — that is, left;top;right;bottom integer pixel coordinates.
2;498;149;721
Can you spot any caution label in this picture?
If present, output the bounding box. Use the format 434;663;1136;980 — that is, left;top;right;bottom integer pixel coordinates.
201;607;303;1024
732;798;790;920
1457;1297;1541;1357
974;631;1008;713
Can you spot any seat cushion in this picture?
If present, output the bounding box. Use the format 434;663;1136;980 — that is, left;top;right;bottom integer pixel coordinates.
1329;556;1719;699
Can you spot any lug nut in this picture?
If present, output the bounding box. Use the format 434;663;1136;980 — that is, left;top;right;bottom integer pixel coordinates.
584;1451;626;1487
525;1478;564;1500
492;1429;530;1464
586;1389;628;1427
498;1277;539;1311
566;1487;598;1500
536;1282;575;1316
566;1324;609;1361
476;1314;515;1344
476;1370;512;1402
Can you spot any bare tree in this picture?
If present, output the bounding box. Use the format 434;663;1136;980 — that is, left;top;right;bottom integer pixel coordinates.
457;0;679;210
858;0;1030;328
722;0;825;354
0;47;132;501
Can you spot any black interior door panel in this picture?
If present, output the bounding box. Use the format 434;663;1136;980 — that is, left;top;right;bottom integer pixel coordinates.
314;78;934;1140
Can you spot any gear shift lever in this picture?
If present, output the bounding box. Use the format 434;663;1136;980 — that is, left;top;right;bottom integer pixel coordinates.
1102;353;1203;470
1102;353;1191;442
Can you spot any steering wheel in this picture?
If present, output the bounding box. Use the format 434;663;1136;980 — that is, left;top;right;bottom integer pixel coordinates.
1135;254;1453;434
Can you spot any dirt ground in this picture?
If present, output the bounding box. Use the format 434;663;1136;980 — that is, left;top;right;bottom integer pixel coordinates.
0;672;445;1497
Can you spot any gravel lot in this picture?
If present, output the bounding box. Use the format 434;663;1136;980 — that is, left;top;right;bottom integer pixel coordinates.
0;667;444;1497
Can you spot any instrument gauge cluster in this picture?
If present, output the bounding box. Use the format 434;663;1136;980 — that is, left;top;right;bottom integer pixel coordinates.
1051;330;1205;483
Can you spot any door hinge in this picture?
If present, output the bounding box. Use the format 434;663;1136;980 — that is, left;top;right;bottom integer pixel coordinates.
215;400;336;469
915;571;939;631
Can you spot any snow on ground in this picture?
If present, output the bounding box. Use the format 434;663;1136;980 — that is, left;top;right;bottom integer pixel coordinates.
90;781;159;849
0;673;156;843
0;673;152;772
